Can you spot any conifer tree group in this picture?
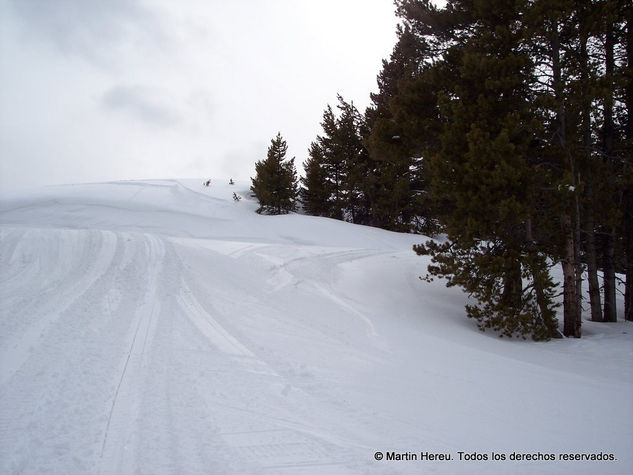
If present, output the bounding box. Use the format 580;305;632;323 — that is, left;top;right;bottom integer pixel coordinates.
252;0;631;339
301;97;372;223
401;0;631;339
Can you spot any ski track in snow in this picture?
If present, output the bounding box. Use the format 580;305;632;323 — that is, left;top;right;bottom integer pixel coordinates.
98;233;164;474
1;179;632;475
0;228;376;473
0;229;119;385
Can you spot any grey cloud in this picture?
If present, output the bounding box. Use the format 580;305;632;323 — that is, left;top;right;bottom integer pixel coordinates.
10;0;165;67
101;85;181;128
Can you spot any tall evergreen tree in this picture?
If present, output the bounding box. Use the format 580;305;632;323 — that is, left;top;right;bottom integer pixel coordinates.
336;97;371;223
524;0;586;337
300;142;331;216
364;25;436;233
575;0;603;323
599;0;619;322
400;0;561;339
251;133;298;215
302;96;369;222
609;0;633;322
526;0;629;328
319;104;346;220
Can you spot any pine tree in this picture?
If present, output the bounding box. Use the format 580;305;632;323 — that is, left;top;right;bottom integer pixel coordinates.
319;104;346;220
609;0;633;323
364;24;445;233
250;133;298;215
302;97;369;222
403;0;561;339
522;0;585;337
335;97;370;223
364;26;423;232
599;0;618;323
300;142;331;216
525;0;629;330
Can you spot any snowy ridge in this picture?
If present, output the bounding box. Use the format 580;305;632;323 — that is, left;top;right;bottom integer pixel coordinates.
1;179;631;474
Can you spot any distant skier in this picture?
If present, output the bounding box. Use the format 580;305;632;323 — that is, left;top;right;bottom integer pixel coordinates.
204;179;211;187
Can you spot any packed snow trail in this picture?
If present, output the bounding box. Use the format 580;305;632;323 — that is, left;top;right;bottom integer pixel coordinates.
1;179;631;474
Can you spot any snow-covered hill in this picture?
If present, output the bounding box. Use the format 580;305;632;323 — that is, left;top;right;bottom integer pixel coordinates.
1;179;631;474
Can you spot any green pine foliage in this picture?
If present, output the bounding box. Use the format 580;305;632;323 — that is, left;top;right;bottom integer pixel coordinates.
301;96;369;222
292;0;631;339
251;133;298;215
400;0;563;340
415;239;559;340
364;28;441;233
399;0;630;338
300;142;332;216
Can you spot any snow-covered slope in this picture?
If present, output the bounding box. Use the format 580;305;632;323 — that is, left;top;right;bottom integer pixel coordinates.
1;179;631;474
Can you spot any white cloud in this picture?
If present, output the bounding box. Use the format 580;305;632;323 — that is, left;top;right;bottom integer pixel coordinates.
0;0;398;190
101;84;181;128
8;0;165;69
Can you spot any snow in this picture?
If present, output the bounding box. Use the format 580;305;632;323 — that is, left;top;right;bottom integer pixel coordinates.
1;179;631;474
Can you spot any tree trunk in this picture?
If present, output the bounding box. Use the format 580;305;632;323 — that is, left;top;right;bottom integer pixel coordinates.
579;19;602;322
626;186;633;322
562;214;581;337
625;1;633;322
534;274;561;338
585;212;603;321
603;230;618;322
526;218;561;338
574;184;583;323
502;260;523;309
552;19;581;337
602;15;617;323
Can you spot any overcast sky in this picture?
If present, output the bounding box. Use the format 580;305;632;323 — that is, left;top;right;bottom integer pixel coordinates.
0;0;400;190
